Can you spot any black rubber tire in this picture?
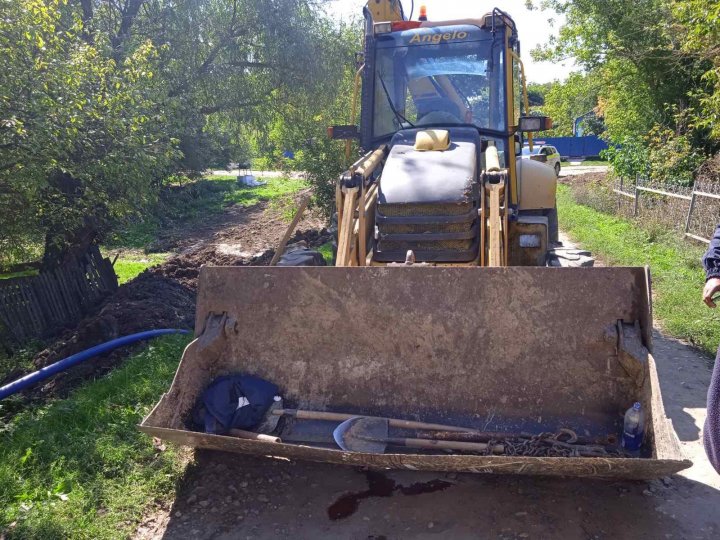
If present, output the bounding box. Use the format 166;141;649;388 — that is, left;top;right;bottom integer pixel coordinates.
546;207;559;245
554;162;561;177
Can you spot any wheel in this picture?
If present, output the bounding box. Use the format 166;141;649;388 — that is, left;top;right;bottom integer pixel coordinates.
554;162;561;177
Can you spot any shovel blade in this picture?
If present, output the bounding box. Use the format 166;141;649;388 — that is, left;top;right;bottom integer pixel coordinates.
256;399;283;434
333;417;389;454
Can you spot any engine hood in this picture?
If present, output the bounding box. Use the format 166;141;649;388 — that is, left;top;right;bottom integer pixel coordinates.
378;128;480;205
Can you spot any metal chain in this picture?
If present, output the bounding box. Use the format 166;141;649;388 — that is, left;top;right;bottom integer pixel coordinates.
479;430;626;458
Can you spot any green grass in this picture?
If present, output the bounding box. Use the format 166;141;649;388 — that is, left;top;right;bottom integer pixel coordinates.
0;334;192;539
223;176;307;209
0;270;39;281
109;253;170;284
317;242;335;265
107;221;159;251
557;185;719;355
0;345;41;385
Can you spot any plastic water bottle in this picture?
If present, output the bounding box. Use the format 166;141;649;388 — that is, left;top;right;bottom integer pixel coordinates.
622;402;645;452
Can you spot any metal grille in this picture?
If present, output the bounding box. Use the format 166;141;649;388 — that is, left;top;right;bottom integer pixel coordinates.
382;223;471;234
382;240;474;252
380;202;472;217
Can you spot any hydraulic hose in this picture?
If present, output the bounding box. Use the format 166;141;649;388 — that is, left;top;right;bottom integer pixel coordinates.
0;329;190;400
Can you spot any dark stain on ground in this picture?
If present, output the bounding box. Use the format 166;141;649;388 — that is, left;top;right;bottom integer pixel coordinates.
327;470;452;520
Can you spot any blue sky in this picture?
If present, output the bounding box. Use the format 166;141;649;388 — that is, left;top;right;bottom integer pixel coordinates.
323;0;575;84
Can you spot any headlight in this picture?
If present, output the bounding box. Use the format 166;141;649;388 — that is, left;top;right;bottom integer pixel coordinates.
519;234;541;248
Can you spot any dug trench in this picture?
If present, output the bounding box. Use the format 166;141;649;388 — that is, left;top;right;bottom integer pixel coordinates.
0;194;331;413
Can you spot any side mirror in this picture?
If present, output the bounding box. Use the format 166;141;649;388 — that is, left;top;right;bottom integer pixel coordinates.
327;125;359;140
519;116;553;132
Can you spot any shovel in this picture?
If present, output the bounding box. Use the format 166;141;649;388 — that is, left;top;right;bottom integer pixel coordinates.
333;417;504;455
266;408;481;433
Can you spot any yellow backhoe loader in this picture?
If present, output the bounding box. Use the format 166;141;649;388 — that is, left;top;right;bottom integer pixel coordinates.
333;1;563;269
141;1;690;479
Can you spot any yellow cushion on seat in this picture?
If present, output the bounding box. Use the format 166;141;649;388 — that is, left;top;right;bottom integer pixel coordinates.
414;129;450;152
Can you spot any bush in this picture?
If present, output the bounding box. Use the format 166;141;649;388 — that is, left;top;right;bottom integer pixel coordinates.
646;126;706;186
295;137;351;219
602;137;649;180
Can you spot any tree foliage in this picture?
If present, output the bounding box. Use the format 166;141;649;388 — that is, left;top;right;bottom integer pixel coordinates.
535;72;602;136
1;0;348;267
531;0;718;182
672;0;720;140
249;20;361;216
1;0;177;266
526;82;552;107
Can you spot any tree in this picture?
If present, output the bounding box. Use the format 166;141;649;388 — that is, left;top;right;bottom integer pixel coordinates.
527;82;552;107
531;0;716;180
255;20;362;216
672;0;720;141
1;0;343;267
538;73;602;136
1;1;177;268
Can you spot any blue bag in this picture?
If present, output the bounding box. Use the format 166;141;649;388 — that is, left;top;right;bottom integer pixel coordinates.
194;374;279;434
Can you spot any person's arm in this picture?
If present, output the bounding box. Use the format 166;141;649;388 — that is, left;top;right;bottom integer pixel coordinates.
702;225;720;307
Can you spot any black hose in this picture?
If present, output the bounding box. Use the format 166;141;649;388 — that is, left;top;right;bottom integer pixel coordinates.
400;0;414;21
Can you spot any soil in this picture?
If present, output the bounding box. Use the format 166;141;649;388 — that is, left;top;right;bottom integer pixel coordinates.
559;171;609;188
2;192;330;404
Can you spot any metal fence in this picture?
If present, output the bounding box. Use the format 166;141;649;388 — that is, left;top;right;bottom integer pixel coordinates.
613;176;720;244
0;246;118;346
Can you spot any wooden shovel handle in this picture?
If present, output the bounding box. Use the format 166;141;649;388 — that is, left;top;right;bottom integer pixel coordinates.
273;409;478;433
269;194;311;266
274;409;352;422
387;437;504;454
228;429;281;443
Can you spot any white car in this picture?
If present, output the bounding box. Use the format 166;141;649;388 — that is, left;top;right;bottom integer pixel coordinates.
521;143;561;176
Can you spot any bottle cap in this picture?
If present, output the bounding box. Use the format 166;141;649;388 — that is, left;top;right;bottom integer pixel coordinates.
633;402;641;410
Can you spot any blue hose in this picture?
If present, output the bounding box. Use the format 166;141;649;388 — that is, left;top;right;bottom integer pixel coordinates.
0;329;190;400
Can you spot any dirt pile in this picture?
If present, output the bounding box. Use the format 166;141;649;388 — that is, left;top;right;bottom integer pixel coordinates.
153;227;332;289
558;171;609;188
18;274;196;398
6;223;331;401
153;247;272;289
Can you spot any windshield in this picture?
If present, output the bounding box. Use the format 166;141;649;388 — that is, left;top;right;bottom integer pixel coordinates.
521;146;542;156
373;27;505;140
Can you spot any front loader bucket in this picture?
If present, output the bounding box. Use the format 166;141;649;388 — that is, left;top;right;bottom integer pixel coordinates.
140;266;691;479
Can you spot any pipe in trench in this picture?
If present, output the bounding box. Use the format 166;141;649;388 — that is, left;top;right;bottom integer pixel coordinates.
0;329;190;400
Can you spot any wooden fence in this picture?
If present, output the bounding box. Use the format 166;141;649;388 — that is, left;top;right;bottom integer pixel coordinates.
613;176;720;244
0;246;118;346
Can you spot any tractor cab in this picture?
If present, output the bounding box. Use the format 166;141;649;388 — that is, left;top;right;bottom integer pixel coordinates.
366;23;509;166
